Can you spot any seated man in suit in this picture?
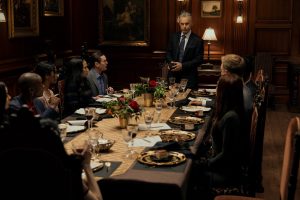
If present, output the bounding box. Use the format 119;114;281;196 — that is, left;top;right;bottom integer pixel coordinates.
87;51;114;97
166;11;204;89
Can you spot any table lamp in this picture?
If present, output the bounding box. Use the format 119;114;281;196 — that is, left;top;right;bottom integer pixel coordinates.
0;0;6;23
202;27;217;68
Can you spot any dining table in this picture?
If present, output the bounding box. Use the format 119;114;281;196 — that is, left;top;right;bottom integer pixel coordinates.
63;89;214;200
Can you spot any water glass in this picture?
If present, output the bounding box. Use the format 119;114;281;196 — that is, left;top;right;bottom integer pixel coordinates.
88;128;102;162
155;99;163;123
169;77;176;87
58;123;68;142
85;107;96;130
144;111;154;134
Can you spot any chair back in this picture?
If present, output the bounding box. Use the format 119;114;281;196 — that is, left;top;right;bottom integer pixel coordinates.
280;117;300;200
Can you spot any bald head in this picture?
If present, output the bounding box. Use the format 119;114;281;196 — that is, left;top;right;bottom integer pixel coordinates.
18;72;43;98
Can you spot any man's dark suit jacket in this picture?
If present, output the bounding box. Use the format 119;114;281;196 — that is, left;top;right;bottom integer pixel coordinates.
166;32;204;89
87;69;108;96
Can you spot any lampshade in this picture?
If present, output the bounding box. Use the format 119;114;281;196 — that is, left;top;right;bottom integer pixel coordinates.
236;16;243;23
0;0;5;23
202;28;217;41
0;11;5;22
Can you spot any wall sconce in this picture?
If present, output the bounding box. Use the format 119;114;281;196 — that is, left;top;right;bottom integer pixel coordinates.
202;27;217;67
236;0;243;23
0;0;6;23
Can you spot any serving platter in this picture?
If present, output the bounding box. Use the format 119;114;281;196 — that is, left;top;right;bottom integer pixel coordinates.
168;116;204;125
153;130;196;142
137;150;186;166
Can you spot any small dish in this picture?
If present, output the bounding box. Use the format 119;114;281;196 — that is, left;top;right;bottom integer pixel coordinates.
97;139;115;152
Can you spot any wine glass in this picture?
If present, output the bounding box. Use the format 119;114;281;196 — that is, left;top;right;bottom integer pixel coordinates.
121;129;133;159
126;123;139;159
180;78;188;93
58;123;68;142
168;86;177;109
168;77;176;87
85;107;96;130
88;128;102;162
143;111;154;136
71;139;88;155
155;99;163;123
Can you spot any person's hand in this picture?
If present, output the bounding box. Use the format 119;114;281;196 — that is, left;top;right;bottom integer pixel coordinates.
48;96;60;107
82;147;92;167
170;61;182;71
189;100;202;106
107;87;114;94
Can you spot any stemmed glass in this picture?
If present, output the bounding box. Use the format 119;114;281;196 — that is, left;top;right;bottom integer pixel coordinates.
126;122;139;159
144;111;154;136
121;129;134;159
155;99;163;123
85;107;96;130
88;128;102;162
168;77;176;87
168;86;177;108
129;83;138;98
180;78;188;93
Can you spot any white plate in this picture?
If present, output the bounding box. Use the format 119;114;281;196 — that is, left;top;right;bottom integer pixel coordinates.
74;108;85;115
66;125;86;133
67;120;87;126
181;106;211;112
198;88;216;93
96;108;106;115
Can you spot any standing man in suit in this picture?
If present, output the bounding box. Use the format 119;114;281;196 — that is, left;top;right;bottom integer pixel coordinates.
166;11;204;89
87;50;113;96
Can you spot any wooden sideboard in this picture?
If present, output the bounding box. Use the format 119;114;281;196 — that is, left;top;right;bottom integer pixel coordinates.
197;65;221;89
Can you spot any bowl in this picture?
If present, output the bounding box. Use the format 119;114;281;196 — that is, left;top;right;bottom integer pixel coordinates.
97;139;115;152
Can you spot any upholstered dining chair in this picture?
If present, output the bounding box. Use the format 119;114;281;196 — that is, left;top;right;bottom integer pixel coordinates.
214;116;300;200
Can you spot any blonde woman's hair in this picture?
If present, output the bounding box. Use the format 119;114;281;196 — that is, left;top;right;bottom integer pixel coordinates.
221;54;245;77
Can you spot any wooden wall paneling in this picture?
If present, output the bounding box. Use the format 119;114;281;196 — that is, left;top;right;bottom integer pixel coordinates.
192;0;226;61
232;0;248;56
256;0;292;22
255;28;291;55
222;0;233;56
291;0;300;57
149;0;169;51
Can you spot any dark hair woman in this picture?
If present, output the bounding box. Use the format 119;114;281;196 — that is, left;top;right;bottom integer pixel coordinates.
206;73;245;188
0;82;11;129
63;58;94;116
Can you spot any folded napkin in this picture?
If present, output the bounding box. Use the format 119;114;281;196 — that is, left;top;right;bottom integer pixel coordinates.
96;97;117;103
138;123;171;131
74;108;85;115
67;120;87;126
188;97;212;102
198;88;216;93
95;108;106;115
128;136;162;147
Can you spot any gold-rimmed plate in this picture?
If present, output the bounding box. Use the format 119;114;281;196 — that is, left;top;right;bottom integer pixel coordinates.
154;130;196;142
137;150;186;166
168;116;205;125
181;106;211;112
191;90;215;97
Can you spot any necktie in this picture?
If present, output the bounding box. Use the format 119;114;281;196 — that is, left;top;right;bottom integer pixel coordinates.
178;34;186;62
97;76;105;95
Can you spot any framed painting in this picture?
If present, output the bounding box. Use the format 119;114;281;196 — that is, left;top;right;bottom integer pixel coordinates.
43;0;64;16
99;0;150;46
8;0;39;38
201;1;222;18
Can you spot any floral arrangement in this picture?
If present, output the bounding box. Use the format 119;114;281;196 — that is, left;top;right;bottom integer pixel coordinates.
134;80;166;99
104;96;142;120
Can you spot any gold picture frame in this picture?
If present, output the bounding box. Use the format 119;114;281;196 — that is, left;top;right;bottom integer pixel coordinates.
8;0;39;38
201;1;222;18
43;0;64;16
99;0;150;46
